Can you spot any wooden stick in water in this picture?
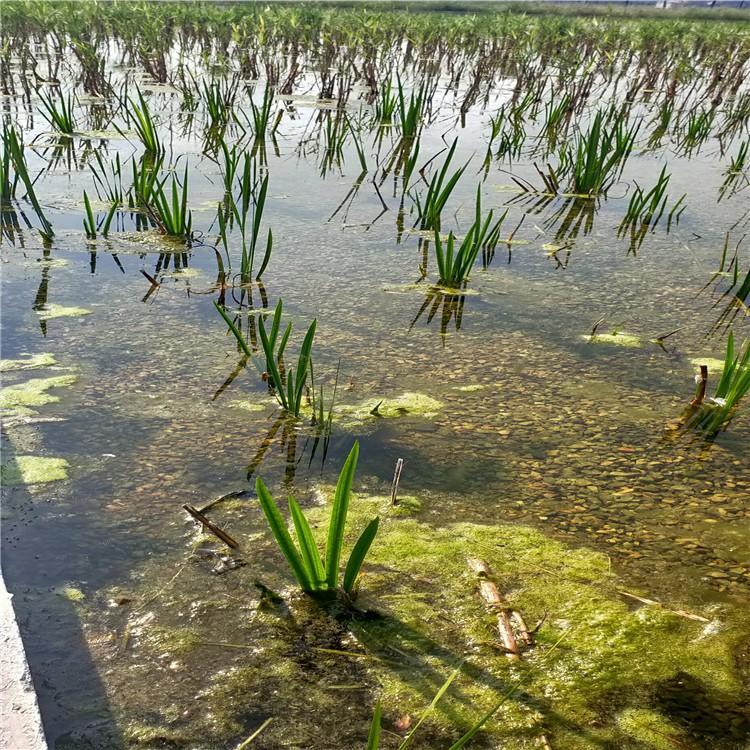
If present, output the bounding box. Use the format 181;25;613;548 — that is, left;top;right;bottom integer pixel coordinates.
183;504;239;549
690;365;708;407
391;458;404;505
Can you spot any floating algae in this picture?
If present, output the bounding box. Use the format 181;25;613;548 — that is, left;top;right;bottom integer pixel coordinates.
232;399;269;413
57;586;86;603
1;455;70;485
689;357;729;375
301;493;746;747
35;304;92;321
0;353;56;372
336;392;443;429
0;374;77;417
616;708;689;750
583;331;642;348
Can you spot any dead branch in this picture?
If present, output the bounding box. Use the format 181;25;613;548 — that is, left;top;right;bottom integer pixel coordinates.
468;557;521;660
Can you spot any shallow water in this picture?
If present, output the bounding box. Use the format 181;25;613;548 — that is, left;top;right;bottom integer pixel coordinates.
2;13;750;749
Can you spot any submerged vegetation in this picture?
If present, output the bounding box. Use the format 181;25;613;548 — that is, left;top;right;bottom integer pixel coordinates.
2;2;750;749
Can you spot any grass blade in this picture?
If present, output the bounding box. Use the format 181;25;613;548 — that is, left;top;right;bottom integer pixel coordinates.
367;704;382;750
398;664;462;750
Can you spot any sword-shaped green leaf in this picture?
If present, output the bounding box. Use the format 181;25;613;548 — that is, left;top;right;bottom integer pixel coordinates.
343;516;379;593
256;477;311;591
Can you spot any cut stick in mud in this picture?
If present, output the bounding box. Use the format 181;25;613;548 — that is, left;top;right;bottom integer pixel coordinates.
468;557;521;661
690;365;708;407
183;504;239;549
391;457;404;505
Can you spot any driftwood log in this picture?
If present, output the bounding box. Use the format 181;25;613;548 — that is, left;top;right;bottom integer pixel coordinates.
468;558;538;660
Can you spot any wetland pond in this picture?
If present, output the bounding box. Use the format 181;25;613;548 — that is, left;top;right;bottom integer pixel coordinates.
1;3;750;748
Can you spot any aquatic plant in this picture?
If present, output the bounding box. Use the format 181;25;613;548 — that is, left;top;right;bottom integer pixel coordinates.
677;107;714;155
83;190;96;238
538;89;572;151
214;298;314;418
127;88;162;157
257;300;314;416
0;127;19;203
1;125;53;237
244;83;277;143
202;78;236;129
647;99;674;149
255;441;379;597
484;109;525;167
685;332;750;435
129;154;163;210
702;235;750;334
219;141;240;194
413;139;467;231
82;190;118;239
618;165;685;243
566;111;639;196
37;88;76;134
719;139;749;201
217;157;273;280
432;187;505;288
151;164;192;238
91;152;123;205
374;78;397;125
397;76;425;142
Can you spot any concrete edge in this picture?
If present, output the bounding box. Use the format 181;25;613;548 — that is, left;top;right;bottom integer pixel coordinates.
0;568;49;750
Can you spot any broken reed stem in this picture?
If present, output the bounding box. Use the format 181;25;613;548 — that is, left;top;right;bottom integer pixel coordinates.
391;457;404;505
617;590;710;623
468;557;521;660
235;717;273;749
690;365;708;407
140;269;160;287
183;504;239;549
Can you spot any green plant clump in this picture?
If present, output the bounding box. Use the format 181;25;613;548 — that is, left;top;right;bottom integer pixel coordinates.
255;442;379;598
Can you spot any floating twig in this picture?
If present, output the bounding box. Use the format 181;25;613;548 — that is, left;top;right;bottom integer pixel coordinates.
235;717;273;749
140;269;160;287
